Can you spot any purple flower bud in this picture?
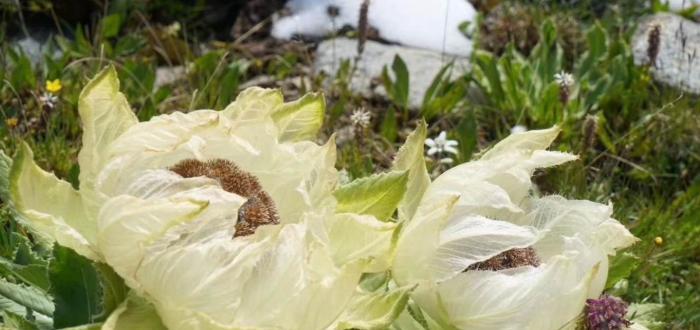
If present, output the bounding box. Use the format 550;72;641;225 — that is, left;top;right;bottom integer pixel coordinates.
585;295;632;330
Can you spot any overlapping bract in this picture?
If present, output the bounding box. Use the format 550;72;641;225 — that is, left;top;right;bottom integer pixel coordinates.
392;127;639;330
8;66;404;330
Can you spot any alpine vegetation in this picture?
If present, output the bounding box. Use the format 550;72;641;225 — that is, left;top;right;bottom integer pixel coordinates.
1;68;651;329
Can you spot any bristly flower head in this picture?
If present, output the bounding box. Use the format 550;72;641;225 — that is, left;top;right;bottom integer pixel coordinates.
585;295;631;330
350;108;372;128
554;71;575;87
554;71;575;105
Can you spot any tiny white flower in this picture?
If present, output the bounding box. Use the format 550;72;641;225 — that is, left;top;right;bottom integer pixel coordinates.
425;131;459;157
510;124;528;134
554;71;575;87
39;92;58;109
350;108;371;128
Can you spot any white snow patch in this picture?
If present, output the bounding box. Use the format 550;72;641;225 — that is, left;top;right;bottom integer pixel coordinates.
272;0;476;56
667;0;699;10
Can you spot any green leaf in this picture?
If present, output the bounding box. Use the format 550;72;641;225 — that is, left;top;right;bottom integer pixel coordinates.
391;55;410;109
380;107;398;142
12;233;46;267
334;286;412;330
392;121;430;222
94;263;128;320
583;75;611;110
0;233;50;291
0;257;49;291
0;278;53;318
8;49;36;90
114;35;146;57
628;303;665;330
577;23;608;79
0;150;12;202
605;252;640;289
101;14;123;38
49;245;101;328
455;110;478;162
473;51;505;102
422;63;453;109
2;310;40;330
334;171;409;221
595;113;617;154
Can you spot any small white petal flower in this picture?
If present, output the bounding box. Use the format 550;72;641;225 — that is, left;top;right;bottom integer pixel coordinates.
350;108;371;128
426;146;439;156
554;71;575;87
444;145;459;156
39;92;58;108
438;157;454;164
424;131;459;157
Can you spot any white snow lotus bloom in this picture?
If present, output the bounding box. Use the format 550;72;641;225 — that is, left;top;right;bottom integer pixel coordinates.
391;125;639;330
7;67;406;329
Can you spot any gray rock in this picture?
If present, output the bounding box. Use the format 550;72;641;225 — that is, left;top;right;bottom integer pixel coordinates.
314;38;470;109
12;36;62;66
632;13;700;94
155;66;186;88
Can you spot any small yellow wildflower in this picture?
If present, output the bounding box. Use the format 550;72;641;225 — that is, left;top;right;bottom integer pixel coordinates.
654;236;663;246
5;117;18;128
46;79;62;94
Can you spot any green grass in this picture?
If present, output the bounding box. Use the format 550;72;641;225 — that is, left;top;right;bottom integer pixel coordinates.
1;1;699;328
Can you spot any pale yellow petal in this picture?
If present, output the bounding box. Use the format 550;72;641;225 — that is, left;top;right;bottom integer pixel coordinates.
392;121;431;222
78;66;138;218
328;213;398;272
9;142;98;260
221;87;284;121
271;92;325;142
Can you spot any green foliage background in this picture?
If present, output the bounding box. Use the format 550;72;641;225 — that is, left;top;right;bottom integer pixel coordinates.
0;0;698;328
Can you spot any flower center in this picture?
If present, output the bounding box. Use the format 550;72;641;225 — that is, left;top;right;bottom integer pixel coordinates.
169;159;279;237
466;247;540;271
585;295;631;330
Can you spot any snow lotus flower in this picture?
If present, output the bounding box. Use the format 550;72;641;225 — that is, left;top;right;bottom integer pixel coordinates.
391;126;639;330
6;66;405;329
